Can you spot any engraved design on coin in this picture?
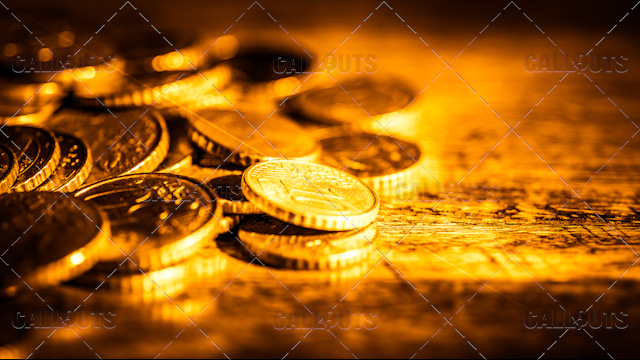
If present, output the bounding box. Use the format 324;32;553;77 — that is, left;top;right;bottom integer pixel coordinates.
36;133;92;192
318;132;423;192
75;173;223;271
44;108;169;185
242;160;379;231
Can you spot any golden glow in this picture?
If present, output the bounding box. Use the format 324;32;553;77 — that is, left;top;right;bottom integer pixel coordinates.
69;252;86;266
212;35;239;60
38;48;53;62
274;77;301;97
3;43;17;57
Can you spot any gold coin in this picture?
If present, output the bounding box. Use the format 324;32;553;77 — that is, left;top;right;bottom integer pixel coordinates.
317;131;423;193
75;173;224;271
289;76;414;125
0;143;18;194
43;108;169;185
242;160;379;231
35;133;92;193
0;126;61;192
239;214;379;270
187;109;319;167
207;174;263;215
0;191;110;298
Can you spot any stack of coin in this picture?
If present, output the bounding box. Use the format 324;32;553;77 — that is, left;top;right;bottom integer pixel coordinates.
0;25;430;309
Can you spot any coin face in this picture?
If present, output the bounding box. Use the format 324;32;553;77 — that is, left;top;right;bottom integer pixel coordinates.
239;215;379;270
207;174;263;214
0;143;18;194
0;191;109;297
187;109;319;166
0;126;61;192
318;132;423;191
242;160;379;231
290;77;414;125
36;133;92;192
44;108;169;185
75;173;223;271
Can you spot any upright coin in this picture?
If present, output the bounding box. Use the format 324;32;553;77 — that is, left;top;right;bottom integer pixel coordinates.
0;126;61;192
44;108;169;185
207;174;263;214
0;143;18;194
0;192;109;298
187;109;319;167
239;215;379;270
242;160;379;231
75;173;224;271
317;132;423;193
36;133;92;192
289;76;414;125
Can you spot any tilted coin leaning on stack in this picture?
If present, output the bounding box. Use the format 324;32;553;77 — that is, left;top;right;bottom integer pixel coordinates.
0;28;425;299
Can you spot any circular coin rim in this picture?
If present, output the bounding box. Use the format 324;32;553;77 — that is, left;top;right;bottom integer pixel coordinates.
239;220;379;270
293;76;415;125
8;126;62;192
314;129;425;194
0;142;18;195
74;172;225;271
241;160;380;231
36;132;93;193
186;110;320;167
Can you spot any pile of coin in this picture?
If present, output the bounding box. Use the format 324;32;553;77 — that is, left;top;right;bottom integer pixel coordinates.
0;23;426;299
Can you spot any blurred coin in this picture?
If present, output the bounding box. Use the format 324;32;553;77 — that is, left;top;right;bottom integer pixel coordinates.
187;109;319;167
44;108;169;185
0;126;61;192
0;143;18;194
103;65;233;110
35;133;91;192
75;173;224;271
242;160;379;231
317;132;423;193
0;191;109;298
239;215;378;270
0;100;61;126
288;76;414;125
156;116;193;173
207;174;262;215
114;29;204;74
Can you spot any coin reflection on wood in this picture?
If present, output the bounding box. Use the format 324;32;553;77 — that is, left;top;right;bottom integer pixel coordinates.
0;143;18;194
240;215;379;270
242;160;379;231
187;109;319;167
0;126;61;192
0;192;109;298
44;108;169;185
35;133;92;192
75;173;224;271
317;131;423;194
